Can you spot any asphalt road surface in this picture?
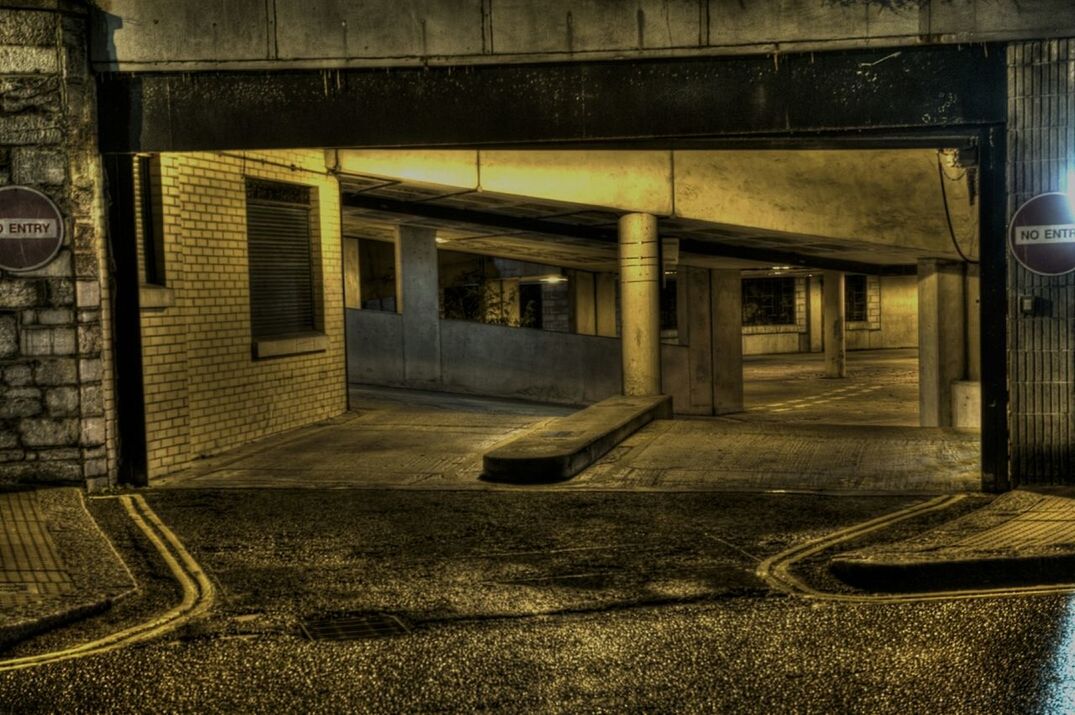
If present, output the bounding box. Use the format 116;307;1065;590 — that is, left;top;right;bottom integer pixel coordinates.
2;489;1073;713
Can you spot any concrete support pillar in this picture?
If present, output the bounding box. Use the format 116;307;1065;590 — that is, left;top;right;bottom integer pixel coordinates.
618;213;661;396
823;270;846;378
808;276;823;353
965;264;981;381
595;272;618;337
710;269;744;414
681;267;714;414
570;270;597;335
395;225;441;385
918;258;966;427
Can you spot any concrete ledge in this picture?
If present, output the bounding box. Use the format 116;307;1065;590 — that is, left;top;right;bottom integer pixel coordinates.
951;380;981;430
482;394;672;484
139;285;175;311
253;332;328;359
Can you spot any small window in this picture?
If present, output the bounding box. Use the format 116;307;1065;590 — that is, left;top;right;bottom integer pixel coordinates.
245;179;315;338
519;283;543;329
358;238;397;311
138;155;165;286
742;277;796;326
845;274;868;322
660;273;678;331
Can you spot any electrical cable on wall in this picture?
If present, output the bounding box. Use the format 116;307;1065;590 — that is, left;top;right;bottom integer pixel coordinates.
936;152;979;265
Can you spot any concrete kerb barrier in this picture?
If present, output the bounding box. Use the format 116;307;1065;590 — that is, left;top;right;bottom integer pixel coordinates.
830;552;1075;593
830;489;1075;593
482;394;673;483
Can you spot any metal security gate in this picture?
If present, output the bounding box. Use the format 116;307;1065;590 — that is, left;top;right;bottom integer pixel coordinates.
245;179;315;338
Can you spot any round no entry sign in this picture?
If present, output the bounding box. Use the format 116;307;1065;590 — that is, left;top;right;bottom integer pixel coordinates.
1009;192;1075;276
0;186;64;272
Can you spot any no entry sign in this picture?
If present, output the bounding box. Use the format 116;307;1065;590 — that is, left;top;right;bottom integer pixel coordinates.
1009;192;1075;276
0;186;64;272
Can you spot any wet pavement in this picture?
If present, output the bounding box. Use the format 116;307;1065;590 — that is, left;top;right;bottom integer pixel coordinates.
2;488;1073;713
0;349;1026;712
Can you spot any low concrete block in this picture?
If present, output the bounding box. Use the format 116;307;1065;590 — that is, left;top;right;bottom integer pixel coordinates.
951;381;980;430
482;394;673;483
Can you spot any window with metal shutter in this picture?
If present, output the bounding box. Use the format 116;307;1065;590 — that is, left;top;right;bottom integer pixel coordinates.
245;180;315;338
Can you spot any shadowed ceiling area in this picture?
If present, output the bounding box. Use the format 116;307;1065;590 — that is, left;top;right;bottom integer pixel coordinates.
335;148;979;274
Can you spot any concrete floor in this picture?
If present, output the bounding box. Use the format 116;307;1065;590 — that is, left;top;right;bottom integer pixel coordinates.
156;349;979;493
742;347;919;426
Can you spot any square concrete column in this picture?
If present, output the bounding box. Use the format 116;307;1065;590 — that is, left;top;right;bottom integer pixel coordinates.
395;225;441;386
680;266;713;414
823;270;846;378
964;264;980;381
808;276;823;353
618;213;661;396
595;272;618;337
710;269;744;414
918;258;966;427
570;270;597;335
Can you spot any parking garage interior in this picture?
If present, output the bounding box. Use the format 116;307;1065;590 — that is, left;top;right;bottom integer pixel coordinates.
323;146;985;487
118;140;989;491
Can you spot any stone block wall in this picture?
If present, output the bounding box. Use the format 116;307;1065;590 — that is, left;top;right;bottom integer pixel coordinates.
0;3;115;487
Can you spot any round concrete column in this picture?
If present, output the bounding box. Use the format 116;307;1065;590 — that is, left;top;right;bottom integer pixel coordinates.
823;270;846;378
618;213;661;396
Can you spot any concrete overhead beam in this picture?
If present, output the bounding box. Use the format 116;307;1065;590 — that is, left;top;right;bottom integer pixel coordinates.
93;0;1075;72
336;149;673;215
336;148;975;260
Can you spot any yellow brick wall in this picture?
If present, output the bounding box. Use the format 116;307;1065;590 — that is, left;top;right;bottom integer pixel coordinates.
138;150;347;478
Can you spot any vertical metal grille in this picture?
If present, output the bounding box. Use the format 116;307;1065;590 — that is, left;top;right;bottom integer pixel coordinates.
1007;40;1075;484
246;180;315;338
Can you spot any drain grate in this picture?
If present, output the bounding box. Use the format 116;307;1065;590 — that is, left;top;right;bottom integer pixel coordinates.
299;613;411;642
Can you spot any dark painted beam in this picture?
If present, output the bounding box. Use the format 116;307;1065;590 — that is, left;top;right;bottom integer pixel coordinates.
98;44;1005;153
677;238;919;277
342;191;916;276
102;155;149;487
978;125;1009;492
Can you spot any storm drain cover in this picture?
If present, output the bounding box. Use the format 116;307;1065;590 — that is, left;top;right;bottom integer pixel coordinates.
299;613;411;642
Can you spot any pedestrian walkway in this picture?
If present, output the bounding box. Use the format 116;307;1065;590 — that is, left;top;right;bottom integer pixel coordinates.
0;491;71;603
0;488;135;651
832;488;1075;590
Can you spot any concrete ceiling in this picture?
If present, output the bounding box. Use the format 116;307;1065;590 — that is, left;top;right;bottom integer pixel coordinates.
337;148;979;274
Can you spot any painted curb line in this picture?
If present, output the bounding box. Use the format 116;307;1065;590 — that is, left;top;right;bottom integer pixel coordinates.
0;494;214;672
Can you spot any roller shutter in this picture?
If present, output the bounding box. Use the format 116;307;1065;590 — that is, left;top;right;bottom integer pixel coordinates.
245;180;314;338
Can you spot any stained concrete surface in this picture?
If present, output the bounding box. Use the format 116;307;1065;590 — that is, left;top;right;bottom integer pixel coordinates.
158;349;976;493
741;347;920;426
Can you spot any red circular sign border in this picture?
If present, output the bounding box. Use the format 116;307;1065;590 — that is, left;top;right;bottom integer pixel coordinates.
1008;191;1075;277
0;185;65;273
